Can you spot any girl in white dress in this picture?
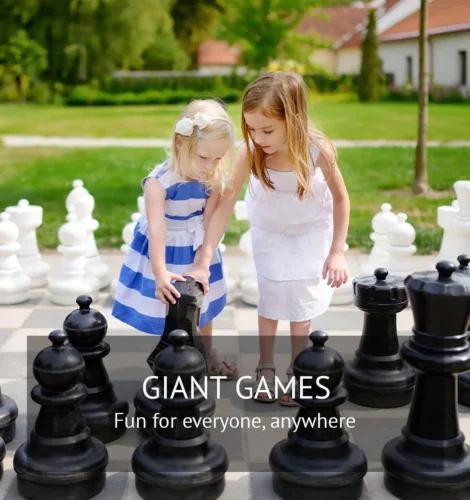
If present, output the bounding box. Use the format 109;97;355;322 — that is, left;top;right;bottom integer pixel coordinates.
191;72;350;404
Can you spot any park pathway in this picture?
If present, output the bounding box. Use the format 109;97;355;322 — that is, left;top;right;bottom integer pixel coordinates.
3;134;470;148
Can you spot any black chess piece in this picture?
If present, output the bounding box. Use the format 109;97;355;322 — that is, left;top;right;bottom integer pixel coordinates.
0;384;18;444
343;268;415;408
134;277;215;433
63;295;129;443
146;276;211;370
382;261;470;500
13;329;108;500
455;255;470;406
0;436;5;481
269;330;368;500
132;330;228;500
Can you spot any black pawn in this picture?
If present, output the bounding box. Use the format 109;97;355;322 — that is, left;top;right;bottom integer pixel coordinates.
135;277;215;432
455;255;470;405
146;277;211;371
63;295;129;443
132;330;228;500
269;330;368;500
0;436;5;481
344;268;415;407
13;329;108;500
382;261;470;500
0;383;18;444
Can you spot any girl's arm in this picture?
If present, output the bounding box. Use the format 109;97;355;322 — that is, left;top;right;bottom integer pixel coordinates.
144;178;185;303
317;144;351;287
186;145;250;292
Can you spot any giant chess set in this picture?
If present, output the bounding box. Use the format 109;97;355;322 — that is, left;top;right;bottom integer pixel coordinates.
0;178;469;500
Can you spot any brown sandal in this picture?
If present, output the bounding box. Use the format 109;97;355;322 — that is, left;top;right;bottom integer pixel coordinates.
208;348;237;380
279;368;299;407
252;363;277;403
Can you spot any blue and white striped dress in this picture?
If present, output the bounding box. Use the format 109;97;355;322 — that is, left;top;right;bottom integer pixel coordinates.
112;161;227;335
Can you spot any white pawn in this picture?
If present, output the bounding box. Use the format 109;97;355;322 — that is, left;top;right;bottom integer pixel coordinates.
0;212;32;304
434;199;460;267
48;213;100;306
219;233;237;304
360;203;398;275
330;242;354;305
235;201;258;306
454;180;470;258
66;179;89;215
111;212;140;293
5;199;50;288
73;193;111;289
387;213;417;277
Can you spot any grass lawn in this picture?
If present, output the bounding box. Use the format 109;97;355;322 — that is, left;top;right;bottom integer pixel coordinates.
1;145;467;255
1;101;469;141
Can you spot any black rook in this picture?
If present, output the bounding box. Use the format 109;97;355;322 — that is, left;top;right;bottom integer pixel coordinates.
344;268;415;407
382;261;470;499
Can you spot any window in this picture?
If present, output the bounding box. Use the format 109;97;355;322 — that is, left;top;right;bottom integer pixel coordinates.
459;50;467;86
406;56;413;84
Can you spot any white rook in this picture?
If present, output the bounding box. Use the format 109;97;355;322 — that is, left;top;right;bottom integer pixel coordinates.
5;199;50;288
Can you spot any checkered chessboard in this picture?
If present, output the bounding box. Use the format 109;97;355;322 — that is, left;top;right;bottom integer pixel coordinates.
1;252;469;500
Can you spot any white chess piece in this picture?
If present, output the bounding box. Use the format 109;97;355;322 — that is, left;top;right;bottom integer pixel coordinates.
72;193;111;289
0;212;32;304
454;180;470;258
387;213;417;277
433;199;460;268
66;179;89;215
111;212;140;293
48;213;100;305
138;196;146;216
219;233;237;304
5;199;50;288
235;201;258;306
330;242;354;305
360;203;398;275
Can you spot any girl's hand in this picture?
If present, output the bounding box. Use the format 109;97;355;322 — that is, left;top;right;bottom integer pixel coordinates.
154;269;186;305
183;266;211;294
322;252;349;288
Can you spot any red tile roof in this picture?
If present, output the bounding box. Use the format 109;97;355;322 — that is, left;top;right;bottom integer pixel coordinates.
197;39;240;66
380;0;470;41
299;7;370;44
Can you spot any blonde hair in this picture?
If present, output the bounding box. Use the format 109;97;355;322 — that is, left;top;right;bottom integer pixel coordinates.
166;98;235;192
241;71;336;200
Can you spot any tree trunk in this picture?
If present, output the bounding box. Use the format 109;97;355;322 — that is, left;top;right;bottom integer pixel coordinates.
414;0;429;195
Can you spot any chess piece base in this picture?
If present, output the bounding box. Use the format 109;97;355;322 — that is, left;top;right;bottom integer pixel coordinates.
132;434;227;500
382;433;470;500
269;435;367;500
135;476;225;500
0;272;31;304
344;362;415;408
458;372;470;407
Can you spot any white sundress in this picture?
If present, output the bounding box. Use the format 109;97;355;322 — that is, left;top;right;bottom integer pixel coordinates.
112;161;227;335
245;143;335;322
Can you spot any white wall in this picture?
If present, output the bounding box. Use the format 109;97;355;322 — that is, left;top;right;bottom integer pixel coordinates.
379;39;420;86
310;49;337;73
431;32;470;88
380;31;470;88
337;48;362;74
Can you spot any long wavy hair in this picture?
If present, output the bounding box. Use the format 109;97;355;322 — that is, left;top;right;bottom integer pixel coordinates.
241;71;336;200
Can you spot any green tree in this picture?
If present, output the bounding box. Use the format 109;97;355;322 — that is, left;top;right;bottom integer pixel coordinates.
217;0;355;69
358;9;381;102
0;29;47;102
171;0;226;69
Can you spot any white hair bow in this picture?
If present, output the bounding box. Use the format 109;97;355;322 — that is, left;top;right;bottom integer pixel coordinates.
175;112;228;137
